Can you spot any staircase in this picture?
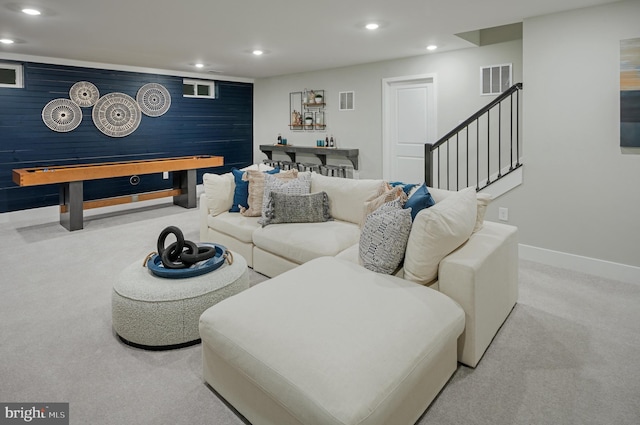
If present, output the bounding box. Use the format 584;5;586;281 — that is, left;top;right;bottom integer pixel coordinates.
424;83;523;197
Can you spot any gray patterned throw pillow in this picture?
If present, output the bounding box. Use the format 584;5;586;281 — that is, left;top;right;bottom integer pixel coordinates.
359;199;413;274
259;173;312;224
262;191;332;226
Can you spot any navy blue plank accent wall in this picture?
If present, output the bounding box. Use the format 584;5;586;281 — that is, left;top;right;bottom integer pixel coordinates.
0;61;253;213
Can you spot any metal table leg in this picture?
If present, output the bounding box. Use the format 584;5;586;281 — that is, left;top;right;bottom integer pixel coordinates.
60;181;84;231
173;169;196;208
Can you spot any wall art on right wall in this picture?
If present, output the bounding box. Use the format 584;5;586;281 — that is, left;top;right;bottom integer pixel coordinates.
620;37;640;148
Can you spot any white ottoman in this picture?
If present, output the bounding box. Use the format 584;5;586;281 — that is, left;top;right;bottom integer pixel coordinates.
112;252;248;349
199;257;465;425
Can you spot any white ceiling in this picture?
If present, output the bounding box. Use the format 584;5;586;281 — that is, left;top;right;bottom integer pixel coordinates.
0;0;620;79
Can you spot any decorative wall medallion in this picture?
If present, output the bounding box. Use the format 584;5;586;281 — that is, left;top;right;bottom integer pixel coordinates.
42;99;83;132
136;83;171;117
69;81;100;107
92;93;142;137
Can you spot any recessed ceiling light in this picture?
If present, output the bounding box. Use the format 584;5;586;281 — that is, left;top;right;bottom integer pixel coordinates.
195;63;204;68
426;45;438;51
21;8;41;16
252;50;264;56
0;38;15;44
365;23;379;30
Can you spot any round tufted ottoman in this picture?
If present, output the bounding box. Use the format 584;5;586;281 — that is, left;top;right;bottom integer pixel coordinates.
112;251;249;349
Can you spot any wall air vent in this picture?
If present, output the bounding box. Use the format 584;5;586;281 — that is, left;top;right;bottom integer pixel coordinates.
339;91;355;110
480;64;512;95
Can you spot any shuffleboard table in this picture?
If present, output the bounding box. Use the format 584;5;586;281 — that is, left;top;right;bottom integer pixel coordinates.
12;155;223;231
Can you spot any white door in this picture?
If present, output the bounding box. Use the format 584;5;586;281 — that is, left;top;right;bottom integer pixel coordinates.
382;75;436;183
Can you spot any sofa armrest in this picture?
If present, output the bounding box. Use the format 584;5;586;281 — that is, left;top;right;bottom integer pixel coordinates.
438;221;518;367
199;193;210;242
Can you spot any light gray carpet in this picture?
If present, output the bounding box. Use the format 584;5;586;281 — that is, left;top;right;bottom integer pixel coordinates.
1;202;639;425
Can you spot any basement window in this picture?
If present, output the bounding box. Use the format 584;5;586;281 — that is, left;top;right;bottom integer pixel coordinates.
183;79;216;98
480;64;511;95
0;63;24;88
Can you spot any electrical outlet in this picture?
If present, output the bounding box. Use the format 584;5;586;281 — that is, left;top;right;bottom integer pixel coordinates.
162;171;169;179
498;207;509;222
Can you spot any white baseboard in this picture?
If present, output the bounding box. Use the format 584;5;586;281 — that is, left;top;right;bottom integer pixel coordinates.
519;244;640;285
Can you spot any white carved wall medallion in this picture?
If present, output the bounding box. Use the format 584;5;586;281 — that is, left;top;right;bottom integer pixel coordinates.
136;83;171;117
92;93;142;137
69;81;100;107
42;99;83;132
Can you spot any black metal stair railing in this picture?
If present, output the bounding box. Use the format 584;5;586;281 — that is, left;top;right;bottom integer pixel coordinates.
424;83;523;191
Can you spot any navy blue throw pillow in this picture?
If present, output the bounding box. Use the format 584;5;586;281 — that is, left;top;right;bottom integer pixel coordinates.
230;167;280;212
404;183;435;220
388;181;418;195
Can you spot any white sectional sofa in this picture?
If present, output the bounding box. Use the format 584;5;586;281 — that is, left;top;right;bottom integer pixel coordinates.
199;167;518;368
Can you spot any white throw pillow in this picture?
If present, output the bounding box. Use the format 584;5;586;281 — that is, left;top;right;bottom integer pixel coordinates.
425;186;452;203
427;186;491;234
474;192;492;232
403;187;477;285
202;173;234;216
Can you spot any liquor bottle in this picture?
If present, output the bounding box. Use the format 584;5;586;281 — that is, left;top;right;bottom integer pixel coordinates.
325;136;329;147
277;133;282;144
329;135;335;148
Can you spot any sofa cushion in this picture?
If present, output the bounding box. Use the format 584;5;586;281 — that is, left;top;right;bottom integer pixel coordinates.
230;167;280;213
199;257;465;425
207;212;261;243
336;245;410;281
359;199;412;275
335;243;360;264
202;172;234;216
404;184;436;221
403;187;477;285
310;173;386;225
252;220;360;265
263;191;332;226
241;169;298;217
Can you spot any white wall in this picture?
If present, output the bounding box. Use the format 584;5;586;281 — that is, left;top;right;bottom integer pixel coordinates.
492;0;640;273
253;0;640;280
254;40;523;179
